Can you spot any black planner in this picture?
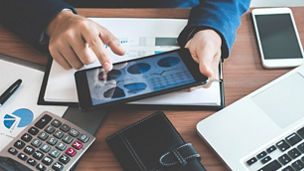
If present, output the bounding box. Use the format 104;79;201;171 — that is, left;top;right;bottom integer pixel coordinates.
106;111;206;171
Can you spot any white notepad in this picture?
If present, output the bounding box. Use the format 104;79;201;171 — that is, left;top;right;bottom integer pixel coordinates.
41;18;223;108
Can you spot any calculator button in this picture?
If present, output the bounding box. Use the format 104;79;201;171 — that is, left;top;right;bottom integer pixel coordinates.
21;133;32;142
60;124;70;132
54;130;64;139
72;140;83;150
27;158;37;166
56;142;67;151
8;147;18;155
42;156;53;166
40;144;51;153
78;134;89;143
18;153;28;161
33;151;44;160
66;148;77;157
38;132;49;141
52;162;64;171
28;126;39;135
31;138;42;148
47;137;58;146
35;114;52;129
45;125;56;134
51;119;62;128
59;155;70;164
49;149;60;158
24;145;35;155
36;163;46;171
62;135;73;144
69;128;80;137
14;140;25;149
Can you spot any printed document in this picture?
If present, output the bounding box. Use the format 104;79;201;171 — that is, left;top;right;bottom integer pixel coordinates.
0;59;67;151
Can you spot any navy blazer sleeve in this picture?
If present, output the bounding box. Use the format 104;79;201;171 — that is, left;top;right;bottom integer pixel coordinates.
178;0;250;58
0;0;75;50
0;0;250;57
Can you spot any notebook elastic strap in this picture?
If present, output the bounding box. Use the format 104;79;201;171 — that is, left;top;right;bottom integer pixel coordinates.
159;143;201;167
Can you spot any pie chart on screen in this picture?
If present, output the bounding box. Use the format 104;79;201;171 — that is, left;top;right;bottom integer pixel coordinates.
3;108;34;129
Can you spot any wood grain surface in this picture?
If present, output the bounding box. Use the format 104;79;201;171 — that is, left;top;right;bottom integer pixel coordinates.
1;7;303;171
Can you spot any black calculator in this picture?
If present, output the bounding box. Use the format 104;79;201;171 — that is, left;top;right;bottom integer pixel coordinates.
0;111;95;171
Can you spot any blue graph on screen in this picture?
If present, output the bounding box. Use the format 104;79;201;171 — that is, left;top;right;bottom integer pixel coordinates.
3;108;34;129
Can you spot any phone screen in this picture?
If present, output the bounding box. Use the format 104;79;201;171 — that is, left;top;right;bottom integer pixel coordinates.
85;51;197;105
255;14;302;59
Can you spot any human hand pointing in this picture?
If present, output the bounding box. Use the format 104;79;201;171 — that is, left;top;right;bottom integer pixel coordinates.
47;10;125;71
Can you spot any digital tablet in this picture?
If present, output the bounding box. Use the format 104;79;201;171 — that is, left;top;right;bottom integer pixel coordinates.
75;48;207;110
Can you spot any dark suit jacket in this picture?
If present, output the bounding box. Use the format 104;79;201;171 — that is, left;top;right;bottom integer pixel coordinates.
0;0;250;58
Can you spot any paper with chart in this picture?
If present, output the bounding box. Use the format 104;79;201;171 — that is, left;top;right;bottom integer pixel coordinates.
44;18;221;106
0;59;67;151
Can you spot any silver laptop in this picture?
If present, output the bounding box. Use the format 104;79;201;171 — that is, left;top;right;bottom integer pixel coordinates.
197;64;304;171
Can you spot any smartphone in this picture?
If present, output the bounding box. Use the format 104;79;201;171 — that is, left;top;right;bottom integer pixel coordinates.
252;8;304;68
75;48;207;110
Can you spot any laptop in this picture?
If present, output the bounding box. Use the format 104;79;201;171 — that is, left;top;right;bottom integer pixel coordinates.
197;64;304;171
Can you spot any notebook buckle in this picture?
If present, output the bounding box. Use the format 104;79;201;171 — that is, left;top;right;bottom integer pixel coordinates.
159;143;200;167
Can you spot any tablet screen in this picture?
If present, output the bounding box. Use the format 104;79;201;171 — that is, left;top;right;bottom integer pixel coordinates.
85;51;196;105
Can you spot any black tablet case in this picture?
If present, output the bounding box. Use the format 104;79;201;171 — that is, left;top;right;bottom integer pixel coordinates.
38;58;225;110
106;111;206;171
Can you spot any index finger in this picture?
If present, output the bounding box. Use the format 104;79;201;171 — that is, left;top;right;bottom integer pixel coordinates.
98;27;125;56
81;29;113;72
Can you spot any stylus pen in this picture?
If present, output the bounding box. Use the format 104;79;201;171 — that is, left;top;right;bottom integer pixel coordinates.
0;79;22;107
219;60;223;82
208;61;224;83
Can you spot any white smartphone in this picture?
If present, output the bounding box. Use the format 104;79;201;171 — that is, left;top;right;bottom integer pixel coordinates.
252;8;304;68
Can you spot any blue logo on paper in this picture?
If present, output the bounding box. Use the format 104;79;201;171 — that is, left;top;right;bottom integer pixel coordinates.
3;108;34;129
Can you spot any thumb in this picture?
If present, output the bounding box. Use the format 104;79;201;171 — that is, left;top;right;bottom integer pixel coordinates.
199;60;214;78
197;49;214;78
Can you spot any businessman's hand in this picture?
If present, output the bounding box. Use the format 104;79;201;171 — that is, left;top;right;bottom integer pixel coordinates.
185;29;222;82
46;11;125;71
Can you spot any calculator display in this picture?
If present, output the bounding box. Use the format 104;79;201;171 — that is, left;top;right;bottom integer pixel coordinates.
85;51;196;105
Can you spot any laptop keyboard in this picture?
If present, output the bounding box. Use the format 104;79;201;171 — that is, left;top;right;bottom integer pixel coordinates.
246;127;304;171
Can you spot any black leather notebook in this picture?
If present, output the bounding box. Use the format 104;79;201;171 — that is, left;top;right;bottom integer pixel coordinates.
106;111;206;171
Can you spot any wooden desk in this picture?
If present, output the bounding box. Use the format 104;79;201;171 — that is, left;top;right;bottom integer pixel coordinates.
1;7;304;171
